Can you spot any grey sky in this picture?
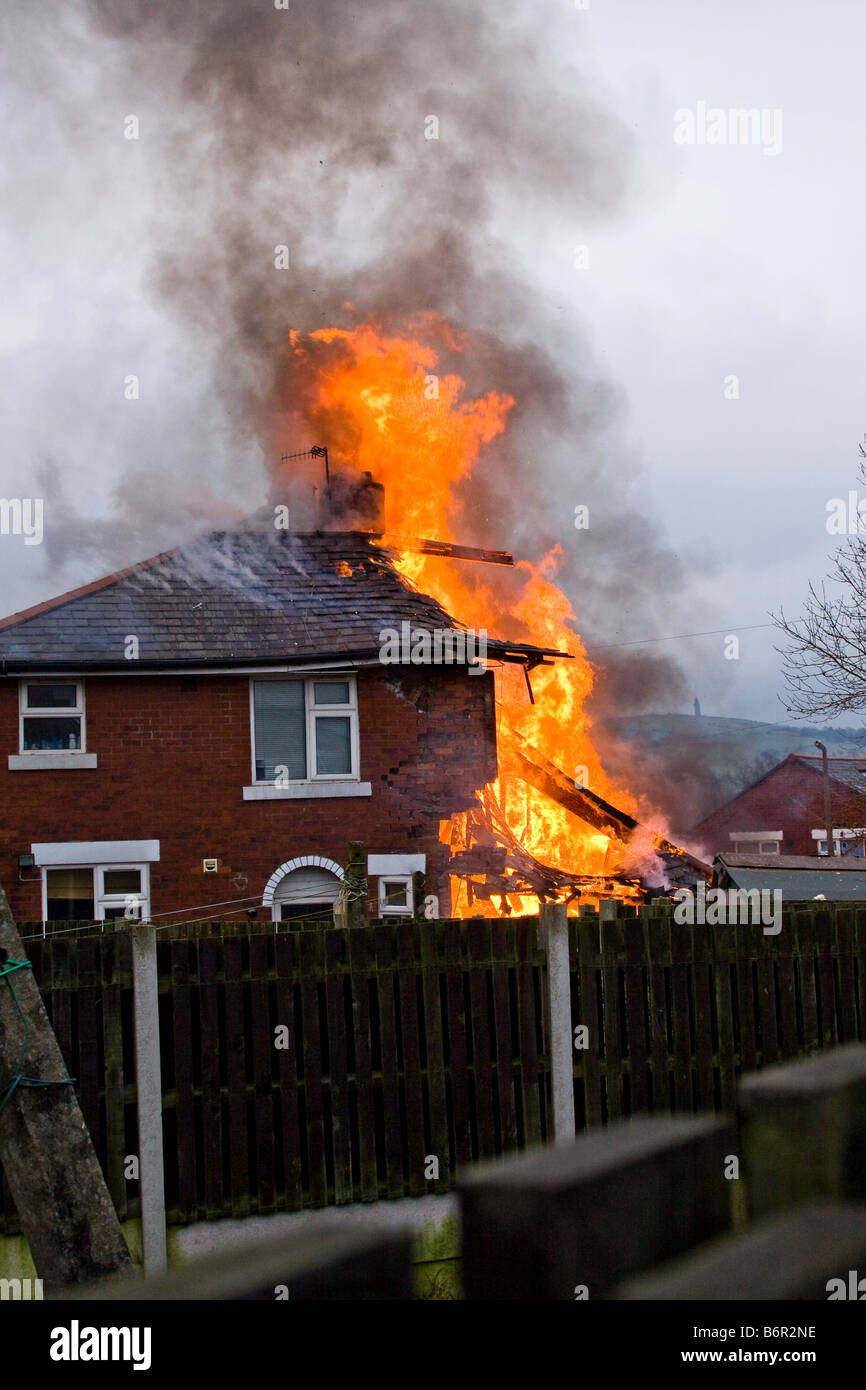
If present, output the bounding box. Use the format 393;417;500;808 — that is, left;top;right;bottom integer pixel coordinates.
1;1;864;727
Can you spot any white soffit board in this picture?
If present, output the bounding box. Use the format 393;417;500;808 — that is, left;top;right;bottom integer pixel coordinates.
367;853;426;875
33;840;161;866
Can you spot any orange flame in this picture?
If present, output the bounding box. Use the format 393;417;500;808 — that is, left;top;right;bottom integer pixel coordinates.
273;322;639;912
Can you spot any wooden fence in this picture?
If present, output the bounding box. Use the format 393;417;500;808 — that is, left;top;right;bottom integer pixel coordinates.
0;918;550;1233
2;902;866;1237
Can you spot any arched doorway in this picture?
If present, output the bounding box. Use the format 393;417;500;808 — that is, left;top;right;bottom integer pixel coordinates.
263;856;345;926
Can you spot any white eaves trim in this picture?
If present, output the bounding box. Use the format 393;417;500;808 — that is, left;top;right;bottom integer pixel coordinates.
727;830;783;841
33;839;161;866
368;853;426;875
243;782;372;801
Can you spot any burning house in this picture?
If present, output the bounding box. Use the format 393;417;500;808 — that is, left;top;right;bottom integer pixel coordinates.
0;454;706;928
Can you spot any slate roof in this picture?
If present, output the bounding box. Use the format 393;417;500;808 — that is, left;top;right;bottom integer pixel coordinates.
789;754;866;795
0;528;561;672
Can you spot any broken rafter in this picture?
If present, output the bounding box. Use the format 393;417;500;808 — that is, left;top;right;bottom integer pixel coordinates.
505;737;636;841
449;787;643;903
379;534;515;566
504;732;712;880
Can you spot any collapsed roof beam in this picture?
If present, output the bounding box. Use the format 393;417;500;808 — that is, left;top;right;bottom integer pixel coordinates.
378;534;515;566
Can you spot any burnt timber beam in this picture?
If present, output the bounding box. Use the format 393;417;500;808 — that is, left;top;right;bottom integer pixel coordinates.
379;534;515;566
506;735;712;879
506;742;637;840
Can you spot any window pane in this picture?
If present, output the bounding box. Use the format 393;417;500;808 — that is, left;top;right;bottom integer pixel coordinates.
23;716;82;750
315;716;351;775
383;880;408;907
280;901;335;926
253;681;306;781
46;868;94;921
313;681;350;705
26;683;77;709
103;869;142;894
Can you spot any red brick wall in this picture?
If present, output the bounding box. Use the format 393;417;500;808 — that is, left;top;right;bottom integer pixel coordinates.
0;666;497;923
691;757;866;859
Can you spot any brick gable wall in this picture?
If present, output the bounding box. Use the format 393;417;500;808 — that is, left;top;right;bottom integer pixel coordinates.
692;758;866;859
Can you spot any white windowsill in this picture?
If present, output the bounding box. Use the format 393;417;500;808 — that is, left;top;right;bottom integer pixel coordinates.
9;753;98;770
243;781;372;801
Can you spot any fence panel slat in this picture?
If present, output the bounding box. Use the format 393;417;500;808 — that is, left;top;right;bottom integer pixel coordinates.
375;924;404;1198
274;934;301;1210
775;916;798;1059
669;917;692;1112
445;922;473;1166
796;911;820;1054
577;914;603;1127
835;909;857;1044
101;932;128;1222
491;922;518;1151
348;926;378;1202
645;909;670;1114
76;937;101;1147
249;935;276;1214
224;937;250;1217
712;923;737;1110
816;909;838;1049
601;916;625;1120
468;920;496;1159
396;924;426;1196
325;930;352;1204
197;939;224;1217
755;926;780;1067
299;931;327;1206
734;923;758;1073
170;939;197;1222
420;922;451;1189
624;916;649;1116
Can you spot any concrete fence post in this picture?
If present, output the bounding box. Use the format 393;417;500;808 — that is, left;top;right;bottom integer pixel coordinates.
130;918;167;1276
540;901;575;1143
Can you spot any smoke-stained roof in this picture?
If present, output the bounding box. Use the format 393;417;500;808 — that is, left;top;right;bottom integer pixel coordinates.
0;528;560;671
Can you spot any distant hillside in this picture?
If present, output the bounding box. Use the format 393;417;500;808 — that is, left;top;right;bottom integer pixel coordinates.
601;714;866;834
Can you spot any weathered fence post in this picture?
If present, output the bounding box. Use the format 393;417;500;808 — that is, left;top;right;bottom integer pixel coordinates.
0;884;131;1285
540;901;575;1143
129;918;167;1276
344;841;367;928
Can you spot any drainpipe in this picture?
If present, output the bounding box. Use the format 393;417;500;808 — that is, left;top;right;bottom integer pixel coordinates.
815;741;834;857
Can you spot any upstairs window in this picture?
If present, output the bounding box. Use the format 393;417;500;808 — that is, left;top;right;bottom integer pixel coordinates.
20;682;85;752
252;677;358;784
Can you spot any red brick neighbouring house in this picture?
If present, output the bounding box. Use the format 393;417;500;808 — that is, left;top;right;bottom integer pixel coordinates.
692;753;866;861
0;522;554;927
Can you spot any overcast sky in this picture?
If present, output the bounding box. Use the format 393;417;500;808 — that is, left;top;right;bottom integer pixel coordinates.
1;1;864;726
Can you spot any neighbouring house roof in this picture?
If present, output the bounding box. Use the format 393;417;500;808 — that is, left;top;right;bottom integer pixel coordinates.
693;752;866;832
788;754;866;796
0;527;564;672
714;852;866;900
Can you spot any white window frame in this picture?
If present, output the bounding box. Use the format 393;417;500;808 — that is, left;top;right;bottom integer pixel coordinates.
249;675;360;786
729;831;782;856
41;862;150;923
811;828;866;857
378;874;414;917
19;680;86;755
